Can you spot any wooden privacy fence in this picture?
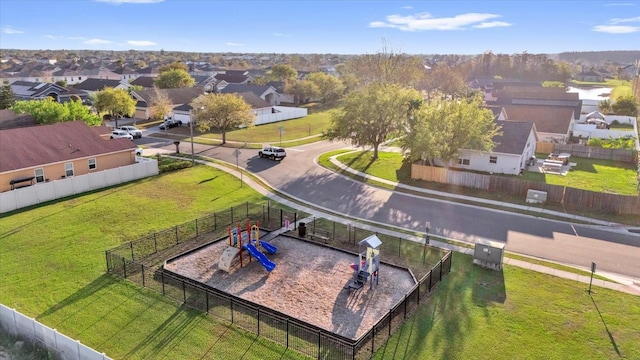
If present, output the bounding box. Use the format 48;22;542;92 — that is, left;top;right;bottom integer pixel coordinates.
536;142;636;163
412;163;640;214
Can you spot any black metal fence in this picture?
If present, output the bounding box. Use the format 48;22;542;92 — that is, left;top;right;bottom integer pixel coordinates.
105;204;452;360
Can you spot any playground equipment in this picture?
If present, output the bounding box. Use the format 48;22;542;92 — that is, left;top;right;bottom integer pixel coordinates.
348;234;382;290
218;220;277;272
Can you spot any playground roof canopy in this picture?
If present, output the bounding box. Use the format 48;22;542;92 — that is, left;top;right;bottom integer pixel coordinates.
359;234;382;249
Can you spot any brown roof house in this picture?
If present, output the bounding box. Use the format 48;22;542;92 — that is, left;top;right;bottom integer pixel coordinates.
502;105;575;143
0;121;157;212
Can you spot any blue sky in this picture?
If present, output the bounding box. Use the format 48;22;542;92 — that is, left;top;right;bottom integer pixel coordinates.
1;0;639;55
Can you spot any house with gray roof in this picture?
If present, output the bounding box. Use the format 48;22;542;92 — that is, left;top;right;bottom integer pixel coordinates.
10;81;90;103
453;120;538;175
219;84;278;105
71;78;129;96
131;87;205;120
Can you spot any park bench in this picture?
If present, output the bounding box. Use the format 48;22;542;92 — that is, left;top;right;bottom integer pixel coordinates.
309;228;331;243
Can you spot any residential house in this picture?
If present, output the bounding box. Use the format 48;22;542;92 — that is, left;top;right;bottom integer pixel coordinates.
619;63;639;79
501;105;575;143
0;121;138;193
112;66;140;82
0;109;37;130
574;70;604;82
71;78;130;97
131;87;205;120
452;121;538;175
129;76;156;89
219;84;278;105
10;81;90;103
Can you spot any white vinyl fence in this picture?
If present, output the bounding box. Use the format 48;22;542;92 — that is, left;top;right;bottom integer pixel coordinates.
254;106;307;125
0;304;112;360
0;158;158;214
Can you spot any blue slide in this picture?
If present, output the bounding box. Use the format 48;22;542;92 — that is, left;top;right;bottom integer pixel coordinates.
260;241;278;255
245;243;276;272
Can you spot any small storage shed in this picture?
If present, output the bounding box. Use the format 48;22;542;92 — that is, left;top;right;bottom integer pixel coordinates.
473;239;505;271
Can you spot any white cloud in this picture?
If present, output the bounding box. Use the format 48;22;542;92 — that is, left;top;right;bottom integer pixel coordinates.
401;6;413;9
128;40;157;46
610;16;640;23
592;25;639;33
85;38;112;44
2;26;24;34
225;42;245;46
604;2;636;6
95;0;164;4
43;34;58;39
473;21;512;29
369;12;505;31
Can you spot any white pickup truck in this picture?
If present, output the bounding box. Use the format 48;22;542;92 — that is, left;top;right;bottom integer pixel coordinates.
258;146;286;161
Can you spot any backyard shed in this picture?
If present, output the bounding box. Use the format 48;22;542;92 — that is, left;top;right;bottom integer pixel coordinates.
473;239;505;271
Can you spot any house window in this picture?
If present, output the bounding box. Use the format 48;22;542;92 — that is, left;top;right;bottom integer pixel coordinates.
34;168;45;183
78;77;82;81
64;163;74;177
457;158;470;166
88;158;96;170
489;156;498;164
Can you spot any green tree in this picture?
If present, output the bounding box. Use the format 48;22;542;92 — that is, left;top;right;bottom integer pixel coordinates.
420;64;468;96
93;87;136;127
599;99;613;114
159;61;189;73
11;98;101;125
269;64;298;83
155;69;195;89
306;72;344;103
288;79;318;105
324;83;421;159
611;94;638;116
402;95;501;164
128;85;144;94
341;44;425;87
148;87;173;120
55;80;67;88
191;93;253;144
0;81;16;109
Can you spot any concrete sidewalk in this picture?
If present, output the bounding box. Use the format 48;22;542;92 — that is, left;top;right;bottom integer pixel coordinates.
191;157;640;296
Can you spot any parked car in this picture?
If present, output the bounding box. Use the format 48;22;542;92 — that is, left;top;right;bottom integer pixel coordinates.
110;130;133;140
159;119;182;130
118;126;142;139
258;146;286;161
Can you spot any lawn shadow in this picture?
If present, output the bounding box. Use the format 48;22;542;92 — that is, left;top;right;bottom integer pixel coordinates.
374;253;475;360
590;294;621;357
471;267;507;308
198;176;218;184
38;274;116;320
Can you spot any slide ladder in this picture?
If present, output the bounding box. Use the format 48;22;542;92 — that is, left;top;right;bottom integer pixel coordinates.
218;247;241;272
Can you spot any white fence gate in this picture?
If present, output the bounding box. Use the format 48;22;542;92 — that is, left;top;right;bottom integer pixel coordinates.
0;304;112;360
0;158;158;214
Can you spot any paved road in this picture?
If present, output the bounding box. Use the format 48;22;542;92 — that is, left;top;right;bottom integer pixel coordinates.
146;136;640;280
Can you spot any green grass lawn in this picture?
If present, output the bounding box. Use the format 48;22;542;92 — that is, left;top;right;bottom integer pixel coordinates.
2;164;639;359
198;109;335;143
374;252;640;360
335;150;638;195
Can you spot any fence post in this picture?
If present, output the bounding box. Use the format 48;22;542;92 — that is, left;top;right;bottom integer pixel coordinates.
130;241;134;261
175;226;179;244
388;309;392;337
286;319;289;349
154;233;158;253
196;218;198;237
105;251;109;272
371;328;375;355
439;260;443;281
294;212;297;230
257;309;260;336
141;264;145;287
231;206;234;224
280;209;283;227
122;258;127;279
231;302;234;324
182;282;186;303
317;331;321;358
214;212;217;230
161;271;165;295
206;292;209;313
313;217;316;233
404;294;408;319
246;201;249;219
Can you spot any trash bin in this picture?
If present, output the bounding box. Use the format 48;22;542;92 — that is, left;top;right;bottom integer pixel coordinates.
298;222;306;237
